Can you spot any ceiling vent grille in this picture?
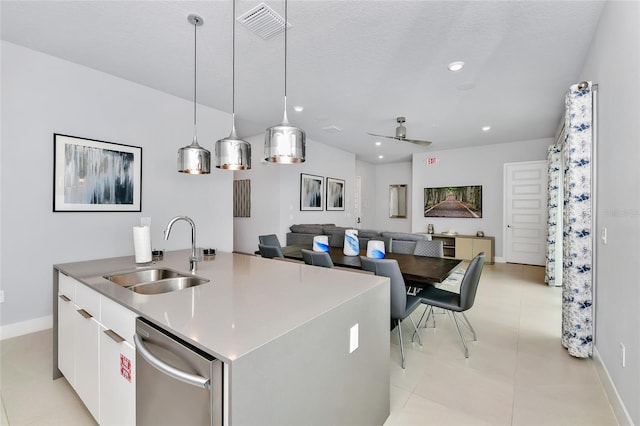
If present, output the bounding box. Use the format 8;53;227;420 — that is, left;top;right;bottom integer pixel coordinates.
237;2;291;40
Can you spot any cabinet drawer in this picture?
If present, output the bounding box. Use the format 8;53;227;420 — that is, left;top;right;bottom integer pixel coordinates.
75;281;101;318
101;296;138;345
58;272;76;300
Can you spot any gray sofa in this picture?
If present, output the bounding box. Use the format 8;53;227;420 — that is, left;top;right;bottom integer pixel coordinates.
286;224;432;254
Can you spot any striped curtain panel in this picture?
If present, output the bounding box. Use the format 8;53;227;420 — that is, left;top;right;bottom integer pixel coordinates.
561;81;594;358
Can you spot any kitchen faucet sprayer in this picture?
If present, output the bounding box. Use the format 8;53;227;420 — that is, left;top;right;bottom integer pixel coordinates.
163;216;201;273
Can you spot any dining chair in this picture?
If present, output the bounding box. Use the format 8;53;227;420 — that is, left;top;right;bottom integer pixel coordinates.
258;244;284;259
258;234;282;249
406;239;444;295
301;249;334;268
412;239;444;257
415;252;485;358
360;257;422;369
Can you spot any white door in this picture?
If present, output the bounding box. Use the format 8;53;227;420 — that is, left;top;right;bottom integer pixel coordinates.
504;161;548;265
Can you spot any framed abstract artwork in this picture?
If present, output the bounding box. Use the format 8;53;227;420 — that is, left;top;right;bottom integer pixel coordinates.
53;133;142;212
326;177;345;211
300;173;323;211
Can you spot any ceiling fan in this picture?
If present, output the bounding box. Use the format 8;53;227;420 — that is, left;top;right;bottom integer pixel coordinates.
367;117;432;147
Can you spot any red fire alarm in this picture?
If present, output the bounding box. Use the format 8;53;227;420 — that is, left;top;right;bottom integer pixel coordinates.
426;157;438;165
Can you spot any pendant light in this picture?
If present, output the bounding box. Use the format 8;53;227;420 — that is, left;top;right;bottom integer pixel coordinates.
215;0;251;170
264;0;305;163
178;14;211;174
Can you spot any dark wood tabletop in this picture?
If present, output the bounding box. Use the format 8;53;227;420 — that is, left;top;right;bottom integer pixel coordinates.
281;245;463;283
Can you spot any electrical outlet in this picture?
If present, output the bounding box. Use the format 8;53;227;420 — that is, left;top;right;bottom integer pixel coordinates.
0;290;4;303
141;217;152;227
601;227;607;244
620;343;626;367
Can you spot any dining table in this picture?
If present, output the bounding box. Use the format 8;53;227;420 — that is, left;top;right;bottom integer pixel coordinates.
281;245;463;284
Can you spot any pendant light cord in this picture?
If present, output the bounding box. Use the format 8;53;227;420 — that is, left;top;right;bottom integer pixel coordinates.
282;0;289;123
193;17;198;131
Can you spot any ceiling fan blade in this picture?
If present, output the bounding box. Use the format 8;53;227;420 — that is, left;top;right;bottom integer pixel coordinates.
402;138;432;146
367;132;394;139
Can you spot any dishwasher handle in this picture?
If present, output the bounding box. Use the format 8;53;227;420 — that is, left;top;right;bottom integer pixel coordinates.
134;334;211;390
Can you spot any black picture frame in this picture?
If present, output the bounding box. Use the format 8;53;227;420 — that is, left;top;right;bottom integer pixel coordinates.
326;177;345;211
300;173;324;211
53;133;142;212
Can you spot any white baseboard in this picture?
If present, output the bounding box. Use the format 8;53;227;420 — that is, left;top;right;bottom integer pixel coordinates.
593;346;633;426
0;315;53;340
494;256;506;263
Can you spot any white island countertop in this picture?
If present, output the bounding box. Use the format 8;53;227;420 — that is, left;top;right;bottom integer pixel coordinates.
55;249;389;364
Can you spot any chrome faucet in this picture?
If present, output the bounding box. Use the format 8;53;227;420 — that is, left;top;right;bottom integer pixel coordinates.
164;215;201;274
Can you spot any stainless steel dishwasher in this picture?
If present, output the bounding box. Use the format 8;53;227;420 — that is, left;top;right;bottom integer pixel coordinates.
134;317;223;426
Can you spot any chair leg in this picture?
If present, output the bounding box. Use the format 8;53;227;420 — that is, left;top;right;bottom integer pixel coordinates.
409;315;422;346
460;312;477;341
417;305;434;329
450;313;470;358
396;319;406;369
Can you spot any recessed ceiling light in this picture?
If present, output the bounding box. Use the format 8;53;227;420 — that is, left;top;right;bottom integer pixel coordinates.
378;155;384;159
294;105;304;112
375;141;382;146
482;126;491;131
448;61;465;72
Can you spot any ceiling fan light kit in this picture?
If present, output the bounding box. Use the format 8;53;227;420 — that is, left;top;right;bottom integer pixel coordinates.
215;0;251;170
264;0;306;164
178;14;211;174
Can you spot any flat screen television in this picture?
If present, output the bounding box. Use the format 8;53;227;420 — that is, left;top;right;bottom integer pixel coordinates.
424;185;482;218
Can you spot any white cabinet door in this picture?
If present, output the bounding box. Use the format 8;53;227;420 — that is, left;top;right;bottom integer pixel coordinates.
74;308;100;422
57;292;77;387
100;325;136;426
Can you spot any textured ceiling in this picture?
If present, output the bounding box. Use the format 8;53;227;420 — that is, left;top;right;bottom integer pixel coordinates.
1;1;606;163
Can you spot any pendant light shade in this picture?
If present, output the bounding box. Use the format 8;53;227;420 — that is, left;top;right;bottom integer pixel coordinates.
215;0;251;170
264;0;305;163
178;14;211;174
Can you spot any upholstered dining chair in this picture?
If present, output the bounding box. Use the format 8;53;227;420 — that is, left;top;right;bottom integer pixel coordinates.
360;257;422;369
258;244;284;259
259;234;282;249
406;239;444;295
415;252;485;358
301;249;334;268
412;239;444;257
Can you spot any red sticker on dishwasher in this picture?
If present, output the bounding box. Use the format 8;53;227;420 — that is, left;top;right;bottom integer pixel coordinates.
120;354;132;382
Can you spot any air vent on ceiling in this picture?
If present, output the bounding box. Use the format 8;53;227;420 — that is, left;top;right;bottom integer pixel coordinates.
237;2;291;40
321;125;343;133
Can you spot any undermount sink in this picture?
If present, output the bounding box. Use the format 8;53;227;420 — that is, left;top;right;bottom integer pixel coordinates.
104;268;210;294
128;276;209;295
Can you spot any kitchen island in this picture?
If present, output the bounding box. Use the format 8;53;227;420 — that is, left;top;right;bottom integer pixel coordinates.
54;250;390;425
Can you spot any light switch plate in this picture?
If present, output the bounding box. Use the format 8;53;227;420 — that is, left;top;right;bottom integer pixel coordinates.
141;217;151;227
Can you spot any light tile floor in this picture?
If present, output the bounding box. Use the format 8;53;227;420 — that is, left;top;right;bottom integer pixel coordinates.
0;263;618;425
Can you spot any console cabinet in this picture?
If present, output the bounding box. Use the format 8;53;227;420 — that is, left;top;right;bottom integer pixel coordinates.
430;234;494;264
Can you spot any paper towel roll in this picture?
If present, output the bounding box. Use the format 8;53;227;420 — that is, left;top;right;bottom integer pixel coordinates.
366;240;385;259
313;235;329;252
343;229;359;256
133;226;152;263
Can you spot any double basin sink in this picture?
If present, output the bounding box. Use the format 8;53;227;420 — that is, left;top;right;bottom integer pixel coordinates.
104;268;209;295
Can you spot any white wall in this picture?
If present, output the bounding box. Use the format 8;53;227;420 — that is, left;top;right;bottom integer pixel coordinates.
233;137;357;254
375;162;412;233
411;139;551;258
580;1;640;423
1;42;233;328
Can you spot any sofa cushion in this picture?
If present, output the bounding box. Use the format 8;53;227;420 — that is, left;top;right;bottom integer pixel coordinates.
358;229;382;239
381;231;430;242
289;224;332;235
